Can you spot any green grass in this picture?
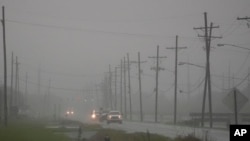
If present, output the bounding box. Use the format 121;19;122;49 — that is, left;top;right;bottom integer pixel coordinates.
88;128;201;141
0;120;71;141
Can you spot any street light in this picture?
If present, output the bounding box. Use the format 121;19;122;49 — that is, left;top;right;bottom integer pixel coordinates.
217;43;250;51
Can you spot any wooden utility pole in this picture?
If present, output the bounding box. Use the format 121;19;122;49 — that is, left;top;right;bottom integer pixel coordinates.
166;35;187;125
129;53;147;122
114;67;117;110
109;65;113;110
14;56;19;107
155;46;159;123
233;88;238;124
127;53;132;120
25;72;28;106
120;59;123;114
1;6;8;127
10;52;14;111
194;12;221;128
148;45;167;123
123;57;127;119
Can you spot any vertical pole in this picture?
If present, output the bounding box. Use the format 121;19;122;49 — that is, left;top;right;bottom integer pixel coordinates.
138;52;143;122
123;57;127;119
201;71;208;127
174;35;178;125
207;22;213;128
234;88;238;124
155;45;159;123
25;72;28;106
127;53;132;120
48;79;51;117
2;6;8;127
187;56;191;115
10;52;13;112
114;67;117;110
15;57;18;107
109;65;113;110
120;60;123;114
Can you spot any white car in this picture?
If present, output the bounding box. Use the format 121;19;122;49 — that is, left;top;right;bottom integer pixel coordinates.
107;111;122;124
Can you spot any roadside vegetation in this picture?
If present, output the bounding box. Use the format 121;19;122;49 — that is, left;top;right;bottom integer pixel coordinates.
0;119;71;141
88;128;201;141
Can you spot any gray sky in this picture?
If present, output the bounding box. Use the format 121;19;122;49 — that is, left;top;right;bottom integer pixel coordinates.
0;0;250;103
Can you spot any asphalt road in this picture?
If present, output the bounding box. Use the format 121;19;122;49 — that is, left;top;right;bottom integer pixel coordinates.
100;120;229;141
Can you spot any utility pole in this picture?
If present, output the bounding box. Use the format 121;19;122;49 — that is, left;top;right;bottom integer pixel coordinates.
25;72;28;107
166;35;187;125
1;6;7;127
120;59;123;114
48;79;51;117
148;45;167;123
137;52;147;122
109;65;113;110
123;57;127;119
14;56;19;107
194;12;221;128
129;54;147;122
187;56;191;115
38;65;41;95
127;53;132;120
114;67;117;110
10;52;14;113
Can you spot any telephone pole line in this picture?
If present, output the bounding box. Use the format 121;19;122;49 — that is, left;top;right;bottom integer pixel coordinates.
123;57;127;119
194;12;222;128
137;52;147;122
120;59;123;114
109;64;113;110
25;72;28;106
14;56;20;107
166;35;187;125
148;45;167;123
127;53;132;120
1;6;7;127
10;52;14;112
114;67;118;110
129;54;147;122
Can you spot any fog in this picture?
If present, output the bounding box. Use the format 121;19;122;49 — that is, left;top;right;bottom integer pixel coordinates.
0;0;250;122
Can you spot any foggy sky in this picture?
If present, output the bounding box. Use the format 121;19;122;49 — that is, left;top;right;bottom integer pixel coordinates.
0;0;250;114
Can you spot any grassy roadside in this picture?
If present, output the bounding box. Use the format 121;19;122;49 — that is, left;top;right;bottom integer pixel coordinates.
0;119;71;141
88;128;201;141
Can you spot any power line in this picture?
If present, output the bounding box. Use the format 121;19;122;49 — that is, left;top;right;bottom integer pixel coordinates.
6;19;198;40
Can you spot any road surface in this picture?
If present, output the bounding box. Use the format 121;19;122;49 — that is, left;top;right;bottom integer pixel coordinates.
101;121;229;141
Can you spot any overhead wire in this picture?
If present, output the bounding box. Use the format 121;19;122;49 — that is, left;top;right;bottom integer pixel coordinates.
6;19;199;40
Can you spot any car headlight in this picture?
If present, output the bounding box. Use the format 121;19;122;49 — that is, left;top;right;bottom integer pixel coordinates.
71;111;74;114
118;115;121;119
66;111;70;115
109;115;112;119
92;114;96;118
